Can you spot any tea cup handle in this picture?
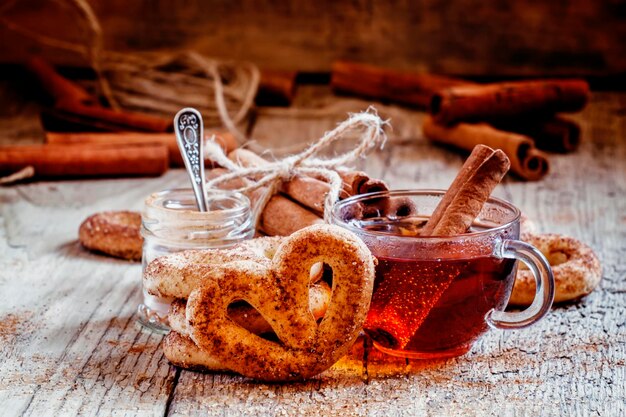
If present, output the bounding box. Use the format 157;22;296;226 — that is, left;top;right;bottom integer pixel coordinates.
486;239;555;329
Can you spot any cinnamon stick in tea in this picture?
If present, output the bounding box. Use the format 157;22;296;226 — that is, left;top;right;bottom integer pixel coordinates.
45;131;238;167
423;116;549;181
492;116;581;153
421;145;511;236
331;61;471;108
430;79;590;125
0;143;169;178
365;145;510;349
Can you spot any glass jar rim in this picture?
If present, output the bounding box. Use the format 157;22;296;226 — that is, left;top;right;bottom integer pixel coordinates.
144;188;250;220
331;189;521;242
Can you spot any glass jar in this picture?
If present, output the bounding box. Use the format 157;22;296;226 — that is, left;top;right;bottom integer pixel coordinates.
138;188;254;333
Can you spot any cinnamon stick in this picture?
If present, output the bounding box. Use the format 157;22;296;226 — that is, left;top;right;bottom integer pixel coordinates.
331;61;471;108
0;143;169;178
230;149;391;212
223;150;326;235
260;196;325;236
26;56;171;132
224;149;393;233
229;148;332;214
430;79;590;125
45;131;238;167
493;116;581;153
207;167;322;236
228;148;270;169
256;70;297;106
54;102;171;132
281;176;331;214
423;116;549;181
421;145;511;236
339;171;370;196
25;56;94;105
365;145;510;349
206;168;265;206
338;170;389;196
355;196;418;220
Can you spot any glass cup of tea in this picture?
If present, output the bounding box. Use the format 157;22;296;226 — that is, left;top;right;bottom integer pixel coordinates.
331;190;554;359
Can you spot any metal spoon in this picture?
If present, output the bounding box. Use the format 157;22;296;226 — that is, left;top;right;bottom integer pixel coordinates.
174;107;207;211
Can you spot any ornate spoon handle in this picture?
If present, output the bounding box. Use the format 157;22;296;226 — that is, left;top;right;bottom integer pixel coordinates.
174;108;207;211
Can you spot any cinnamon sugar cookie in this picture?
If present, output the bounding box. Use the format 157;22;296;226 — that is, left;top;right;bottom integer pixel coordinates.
78;211;143;261
510;233;602;305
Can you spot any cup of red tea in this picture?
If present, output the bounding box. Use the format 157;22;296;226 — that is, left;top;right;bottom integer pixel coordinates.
331;190;554;359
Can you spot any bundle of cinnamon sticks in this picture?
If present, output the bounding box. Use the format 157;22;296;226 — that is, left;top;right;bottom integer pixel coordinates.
206;148;390;237
331;61;590;181
424;79;589;180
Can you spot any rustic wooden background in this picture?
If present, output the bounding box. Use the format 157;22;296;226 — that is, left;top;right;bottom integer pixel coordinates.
1;0;626;76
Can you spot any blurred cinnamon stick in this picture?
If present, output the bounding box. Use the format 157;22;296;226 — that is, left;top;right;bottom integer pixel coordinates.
45;131;238;167
331;61;471;108
26;56;171;132
423;116;549;181
256;70;297;106
430;79;590;125
0;143;169;178
54;102;171;132
25;56;94;105
492;116;581;153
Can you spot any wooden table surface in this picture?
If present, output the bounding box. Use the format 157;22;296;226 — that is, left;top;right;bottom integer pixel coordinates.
0;83;624;417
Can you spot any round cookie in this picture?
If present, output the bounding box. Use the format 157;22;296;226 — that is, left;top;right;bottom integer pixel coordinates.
510;233;602;305
79;211;143;261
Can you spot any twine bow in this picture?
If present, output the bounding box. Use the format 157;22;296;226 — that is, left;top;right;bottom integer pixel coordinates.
205;108;388;228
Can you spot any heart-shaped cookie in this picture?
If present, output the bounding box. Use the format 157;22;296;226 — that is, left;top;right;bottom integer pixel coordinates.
185;224;376;381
